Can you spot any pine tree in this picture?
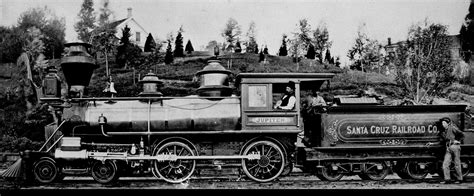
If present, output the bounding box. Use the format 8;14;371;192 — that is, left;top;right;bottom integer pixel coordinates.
245;21;258;53
74;0;96;42
306;44;316;59
116;25;131;67
165;41;174;64
144;33;156;52
185;39;194;54
174;26;184;57
235;40;242;53
259;50;265;62
278;34;288;56
325;49;332;63
263;45;268;55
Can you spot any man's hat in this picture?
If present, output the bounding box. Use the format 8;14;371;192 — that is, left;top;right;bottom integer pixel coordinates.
440;117;451;124
287;81;295;90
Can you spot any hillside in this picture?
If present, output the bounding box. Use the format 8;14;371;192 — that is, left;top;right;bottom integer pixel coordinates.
86;51;474;105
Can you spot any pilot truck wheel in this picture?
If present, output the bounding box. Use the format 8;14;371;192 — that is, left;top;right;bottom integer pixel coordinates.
33;157;59;184
91;160;119;184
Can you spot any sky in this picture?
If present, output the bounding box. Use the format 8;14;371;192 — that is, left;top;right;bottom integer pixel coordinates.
0;0;471;66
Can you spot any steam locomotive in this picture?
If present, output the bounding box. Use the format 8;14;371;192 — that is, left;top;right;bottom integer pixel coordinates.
3;42;473;184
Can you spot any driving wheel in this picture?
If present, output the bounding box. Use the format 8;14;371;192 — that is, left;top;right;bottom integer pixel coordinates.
241;140;285;182
152;141;196;183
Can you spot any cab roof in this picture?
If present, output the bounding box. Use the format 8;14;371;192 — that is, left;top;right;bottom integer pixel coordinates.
235;73;336;90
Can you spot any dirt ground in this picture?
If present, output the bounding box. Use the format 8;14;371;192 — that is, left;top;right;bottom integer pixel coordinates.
1;170;473;190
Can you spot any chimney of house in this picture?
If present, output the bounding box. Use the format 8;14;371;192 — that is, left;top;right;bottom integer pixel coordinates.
127;8;132;18
387;37;392;45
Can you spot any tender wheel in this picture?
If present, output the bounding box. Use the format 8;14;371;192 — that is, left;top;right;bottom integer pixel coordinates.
360;162;389;181
406;161;429;180
393;161;411;179
152;141;196;183
318;162;344;181
91;160;119;184
241;140;285;182
33;158;58;184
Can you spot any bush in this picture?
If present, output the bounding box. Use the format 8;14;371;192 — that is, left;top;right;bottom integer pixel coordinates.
0;135;43;152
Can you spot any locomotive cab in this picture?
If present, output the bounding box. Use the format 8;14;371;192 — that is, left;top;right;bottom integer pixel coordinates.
236;73;335;132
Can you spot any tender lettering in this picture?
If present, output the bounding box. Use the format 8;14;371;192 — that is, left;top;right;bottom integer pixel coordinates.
343;124;437;136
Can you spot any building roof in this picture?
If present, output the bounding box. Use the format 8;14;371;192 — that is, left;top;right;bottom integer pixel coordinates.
108;18;128;29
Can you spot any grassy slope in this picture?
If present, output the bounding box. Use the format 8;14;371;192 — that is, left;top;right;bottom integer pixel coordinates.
87;52;473;106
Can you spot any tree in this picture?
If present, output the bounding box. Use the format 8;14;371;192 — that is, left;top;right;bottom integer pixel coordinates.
92;26;116;76
259;50;265;62
185;39;194;54
74;0;96;42
116;25;141;69
347;23;383;72
263;45;268;55
245;21;258;53
164;41;174;64
235;40;242;53
313;21;332;63
325;49;332;63
459;0;474;62
393;21;453;104
0;26;24;63
205;40;219;51
98;0;113;27
17;6;66;59
335;56;341;67
144;33;156;52
289;19;312;70
306;44;316;59
278;34;288;56
221;18;242;51
91;0;116;76
174;26;184;57
19;27;45;115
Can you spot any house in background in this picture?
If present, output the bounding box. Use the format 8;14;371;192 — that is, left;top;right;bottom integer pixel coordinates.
383;35;472;83
109;8;148;50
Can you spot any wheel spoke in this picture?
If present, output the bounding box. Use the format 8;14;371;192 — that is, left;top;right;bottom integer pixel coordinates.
178;148;184;156
266;147;275;157
253;167;261;176
159;164;171;172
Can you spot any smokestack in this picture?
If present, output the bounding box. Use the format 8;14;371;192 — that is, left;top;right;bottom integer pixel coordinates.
388;37;392;45
127;8;132;18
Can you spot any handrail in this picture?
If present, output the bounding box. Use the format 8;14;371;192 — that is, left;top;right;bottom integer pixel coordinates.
38;119;68;152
